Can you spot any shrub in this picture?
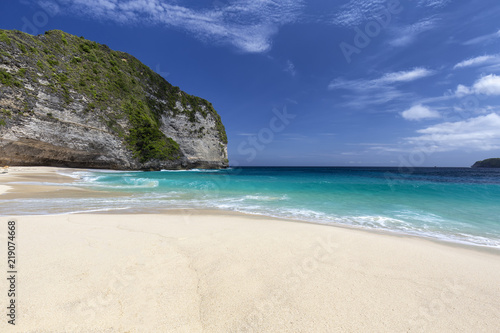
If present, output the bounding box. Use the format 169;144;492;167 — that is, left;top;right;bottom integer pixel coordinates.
71;56;82;64
1;109;12;118
18;43;27;54
47;55;59;66
86;53;98;62
0;70;21;87
79;43;91;53
0;31;9;44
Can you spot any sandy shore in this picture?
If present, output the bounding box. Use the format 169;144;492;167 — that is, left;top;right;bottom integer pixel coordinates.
1;168;500;332
0;166;95;198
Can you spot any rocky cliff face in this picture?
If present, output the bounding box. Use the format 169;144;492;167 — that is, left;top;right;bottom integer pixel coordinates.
0;29;228;170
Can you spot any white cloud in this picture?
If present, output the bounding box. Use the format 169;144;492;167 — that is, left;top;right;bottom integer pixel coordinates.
455;74;500;96
36;0;305;53
454;55;499;69
329;67;434;90
378;68;435;83
472;74;500;95
401;104;441;121
455;84;471;97
328;68;434;108
463;29;500;46
342;89;411;108
284;60;296;76
331;0;387;27
389;17;438;47
327;77;408;107
418;0;451;8
328;77;372;91
404;113;500;152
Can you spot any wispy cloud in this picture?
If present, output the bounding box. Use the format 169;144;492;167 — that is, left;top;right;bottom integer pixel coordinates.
417;0;452;8
401;104;441;121
463;29;500;46
328;68;435;108
404;113;500;152
378;67;435;83
388;17;438;47
35;0;305;53
329;67;435;90
284;60;297;77
455;74;500;97
453;55;500;69
330;0;387;27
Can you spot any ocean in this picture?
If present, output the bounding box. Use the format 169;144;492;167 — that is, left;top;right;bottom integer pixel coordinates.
3;167;500;249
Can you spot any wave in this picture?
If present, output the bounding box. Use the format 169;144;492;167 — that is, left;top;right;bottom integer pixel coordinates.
243;195;288;201
50;206;134;215
3;191;499;248
173;201;500;249
160;168;224;173
5;168;500;249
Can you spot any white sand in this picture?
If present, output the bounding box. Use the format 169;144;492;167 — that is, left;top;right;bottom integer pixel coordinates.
0;166;100;199
0;185;12;195
0;212;498;332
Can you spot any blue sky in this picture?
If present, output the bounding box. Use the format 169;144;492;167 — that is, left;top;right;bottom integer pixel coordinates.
1;0;500;167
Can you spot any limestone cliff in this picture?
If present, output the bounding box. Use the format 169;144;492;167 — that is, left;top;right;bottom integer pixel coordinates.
0;29;228;170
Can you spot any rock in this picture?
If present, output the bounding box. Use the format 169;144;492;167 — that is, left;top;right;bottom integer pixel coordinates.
471;158;500;168
0;29;228;170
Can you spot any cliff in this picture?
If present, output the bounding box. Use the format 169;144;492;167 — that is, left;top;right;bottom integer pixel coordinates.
471;158;500;168
0;29;228;170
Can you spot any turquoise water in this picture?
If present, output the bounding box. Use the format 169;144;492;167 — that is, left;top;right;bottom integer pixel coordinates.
2;167;500;248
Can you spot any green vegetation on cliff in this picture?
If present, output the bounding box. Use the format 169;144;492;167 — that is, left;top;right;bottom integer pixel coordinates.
0;29;227;164
472;158;500;168
123;98;180;162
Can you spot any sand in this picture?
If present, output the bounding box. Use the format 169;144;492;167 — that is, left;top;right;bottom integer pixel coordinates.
1;168;499;332
0;166;97;199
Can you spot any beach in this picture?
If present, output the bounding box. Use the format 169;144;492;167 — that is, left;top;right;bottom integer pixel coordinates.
1;167;500;332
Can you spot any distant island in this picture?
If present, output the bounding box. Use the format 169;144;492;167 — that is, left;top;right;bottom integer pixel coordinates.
471;158;500;168
0;29;228;170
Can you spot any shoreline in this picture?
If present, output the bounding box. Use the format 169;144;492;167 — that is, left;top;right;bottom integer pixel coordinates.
82;207;500;255
0;166;117;200
0;184;12;195
1;166;500;252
